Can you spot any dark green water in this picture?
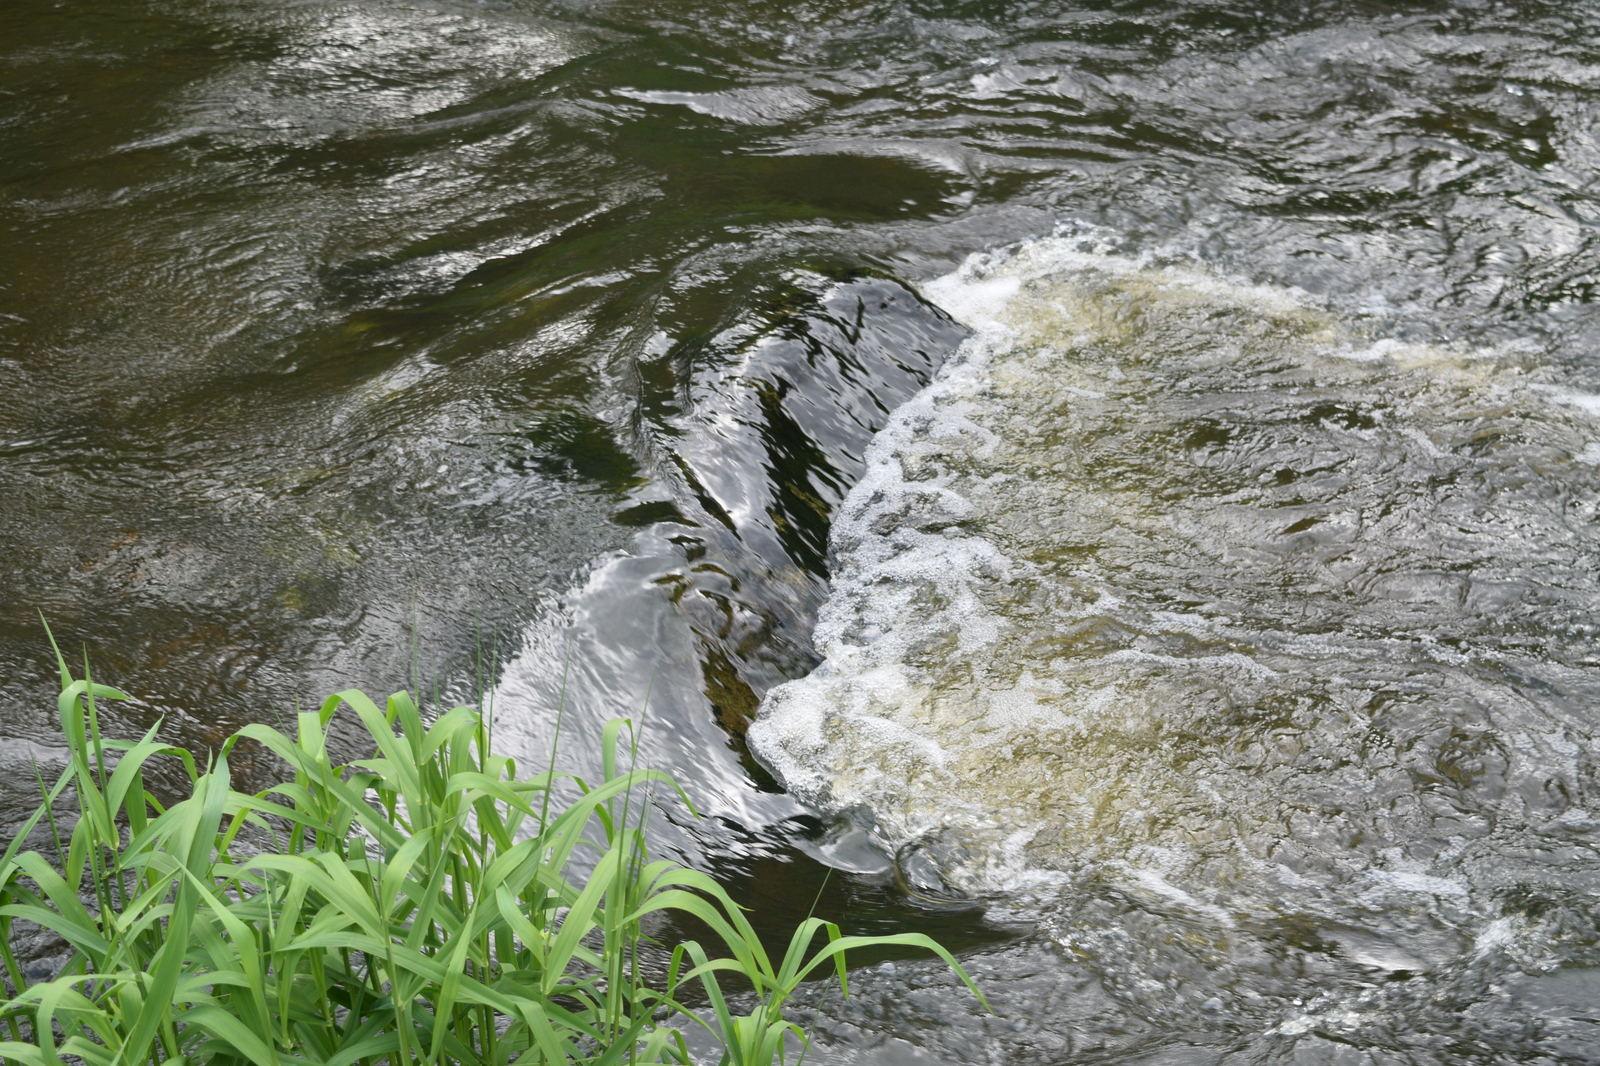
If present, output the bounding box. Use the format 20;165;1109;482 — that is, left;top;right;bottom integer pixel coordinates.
6;0;1600;1061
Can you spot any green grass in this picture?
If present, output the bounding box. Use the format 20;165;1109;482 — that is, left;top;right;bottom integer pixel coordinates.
0;638;984;1066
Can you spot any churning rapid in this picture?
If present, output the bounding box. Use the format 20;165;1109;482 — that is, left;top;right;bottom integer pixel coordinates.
753;234;1600;1053
752;232;1600;888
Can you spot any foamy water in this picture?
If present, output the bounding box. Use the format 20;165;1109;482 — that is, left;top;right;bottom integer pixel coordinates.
749;236;1600;1001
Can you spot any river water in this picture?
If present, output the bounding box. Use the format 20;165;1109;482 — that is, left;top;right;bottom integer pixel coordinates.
5;0;1600;1061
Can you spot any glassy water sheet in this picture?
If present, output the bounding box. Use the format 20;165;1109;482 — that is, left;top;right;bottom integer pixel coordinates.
751;236;1600;1064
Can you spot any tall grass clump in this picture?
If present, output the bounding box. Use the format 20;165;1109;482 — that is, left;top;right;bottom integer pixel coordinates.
0;640;984;1066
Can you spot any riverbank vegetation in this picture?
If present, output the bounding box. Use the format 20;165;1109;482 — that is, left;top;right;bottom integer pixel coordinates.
0;641;982;1066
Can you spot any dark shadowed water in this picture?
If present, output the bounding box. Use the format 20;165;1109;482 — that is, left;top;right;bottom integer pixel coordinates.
5;0;1600;1061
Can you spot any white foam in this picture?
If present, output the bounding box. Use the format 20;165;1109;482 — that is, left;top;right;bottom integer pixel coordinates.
748;234;1564;910
1100;648;1279;680
1474;916;1520;956
1130;869;1236;927
1359;870;1469;898
749;238;1364;890
1336;337;1409;362
1535;385;1600;418
1401;426;1450;458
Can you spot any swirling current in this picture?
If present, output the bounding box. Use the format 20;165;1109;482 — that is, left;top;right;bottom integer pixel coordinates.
5;0;1600;1062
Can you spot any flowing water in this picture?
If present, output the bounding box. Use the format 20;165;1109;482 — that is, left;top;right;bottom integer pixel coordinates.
6;0;1600;1061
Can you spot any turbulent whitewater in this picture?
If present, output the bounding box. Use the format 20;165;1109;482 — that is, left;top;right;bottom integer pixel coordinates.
750;235;1600;966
